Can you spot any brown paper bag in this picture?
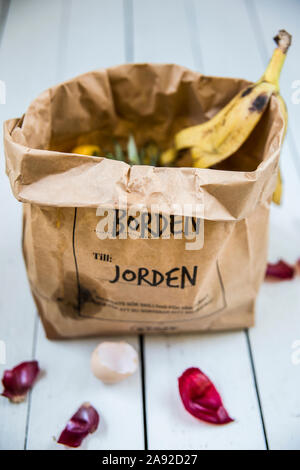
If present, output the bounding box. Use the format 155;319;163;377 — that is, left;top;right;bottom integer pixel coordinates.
4;64;284;339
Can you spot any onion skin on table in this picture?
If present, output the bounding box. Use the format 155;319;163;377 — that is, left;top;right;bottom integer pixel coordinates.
178;367;234;425
265;259;295;281
57;403;100;448
1;360;40;403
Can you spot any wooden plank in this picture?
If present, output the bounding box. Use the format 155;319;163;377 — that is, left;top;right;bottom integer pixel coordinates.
27;328;143;450
195;0;300;450
193;0;300;215
246;0;300;450
251;268;300;450
250;0;300;178
26;0;145;450
61;0;126;81
145;332;266;450
133;0;266;449
0;0;64;450
134;0;194;67
193;0;261;79
195;0;300;449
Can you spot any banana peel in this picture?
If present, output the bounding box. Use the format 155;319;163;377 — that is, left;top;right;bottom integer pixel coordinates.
72;30;291;209
161;30;291;206
272;169;282;205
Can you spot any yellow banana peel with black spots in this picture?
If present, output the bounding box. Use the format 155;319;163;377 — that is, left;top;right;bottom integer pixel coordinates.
160;30;291;206
189;81;276;168
181;30;291;167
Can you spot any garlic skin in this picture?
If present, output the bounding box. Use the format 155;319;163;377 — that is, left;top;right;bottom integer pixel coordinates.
91;342;138;384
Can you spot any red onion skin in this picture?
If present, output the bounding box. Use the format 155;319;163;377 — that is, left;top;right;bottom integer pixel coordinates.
178;367;234;425
57;403;100;448
265;260;295;281
1;361;40;403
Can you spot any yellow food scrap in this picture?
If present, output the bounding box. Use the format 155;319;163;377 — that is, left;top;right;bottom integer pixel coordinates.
71;144;102;156
160;148;176;166
272;169;282;205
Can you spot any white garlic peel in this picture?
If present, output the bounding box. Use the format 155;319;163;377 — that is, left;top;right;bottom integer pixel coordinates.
91;341;138;384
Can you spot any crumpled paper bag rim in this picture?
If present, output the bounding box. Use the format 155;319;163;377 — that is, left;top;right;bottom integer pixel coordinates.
3;63;285;221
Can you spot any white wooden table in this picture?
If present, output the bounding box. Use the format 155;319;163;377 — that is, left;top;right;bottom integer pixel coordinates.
0;0;300;450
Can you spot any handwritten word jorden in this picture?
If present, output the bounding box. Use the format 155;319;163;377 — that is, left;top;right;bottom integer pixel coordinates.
109;265;198;289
